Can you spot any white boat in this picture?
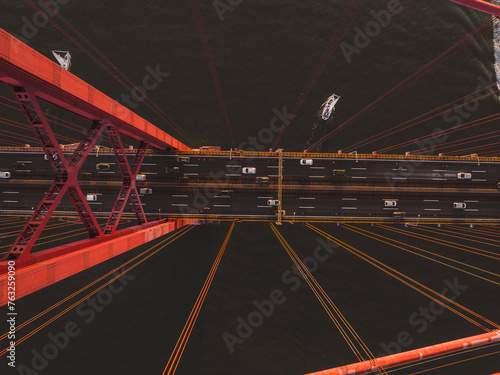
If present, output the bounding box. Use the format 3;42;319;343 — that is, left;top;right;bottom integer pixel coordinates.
52;50;71;71
321;93;341;120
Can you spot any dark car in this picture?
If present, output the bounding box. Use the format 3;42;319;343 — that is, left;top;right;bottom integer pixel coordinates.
96;163;110;171
332;169;346;176
255;177;270;184
220;190;234;197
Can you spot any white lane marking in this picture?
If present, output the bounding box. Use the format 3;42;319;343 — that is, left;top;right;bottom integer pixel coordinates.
3;191;19;194
309;176;325;178
227;165;241;168
184;164;199;167
425;208;441;211
184;173;198;176
392;168;407;171
258;196;273;199
98;171;115;174
142;172;157;175
472;179;487;182
267;166;279;168
171;204;188;207
310;166;325;169
433;169;447;172
342;198;357;200
87;202;103;205
214;204;230;208
392;177;407;180
16;170;31;173
472;170;486;173
351;176;366;179
172;195;188;198
424;199;439;202
226;174;241;177
16;160;32;163
432;178;447;181
383;207;398;210
141;163;157;166
464;200;478;203
299;197;315;200
257;205;270;208
299;206;315;209
3;200;18;203
351;167;366;170
268;175;279;177
465;209;479;212
342;207;358;210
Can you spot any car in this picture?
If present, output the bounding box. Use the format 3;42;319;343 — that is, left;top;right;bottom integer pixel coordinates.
166;166;180;173
267;199;279;206
457;172;471;179
176;156;190;162
14;162;27;170
392;211;406;218
96;163;110;171
136;174;146;181
139;188;152;194
453;202;466;209
332;169;346;176
498;182;500;189
220;190;233;197
44;153;58;160
255;176;270;184
242;167;256;174
0;171;11;179
300;159;313;166
80;172;92;179
86;194;97;201
384;200;397;207
175;175;189;183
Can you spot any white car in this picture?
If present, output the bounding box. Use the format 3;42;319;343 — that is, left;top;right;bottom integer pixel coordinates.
136;174;146;181
267;199;279;206
457;172;471;179
242;167;256;174
384;200;397;207
300;159;313;166
0;172;11;179
139;188;152;194
453;202;466;209
86;194;97;201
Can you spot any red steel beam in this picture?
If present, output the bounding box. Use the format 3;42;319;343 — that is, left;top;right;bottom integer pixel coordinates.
307;329;500;375
3;84;105;261
0;219;196;306
0;27;190;151
448;0;500;17
104;124;148;235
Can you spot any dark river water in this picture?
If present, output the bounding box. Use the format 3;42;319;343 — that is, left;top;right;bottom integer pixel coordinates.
1;1;500;374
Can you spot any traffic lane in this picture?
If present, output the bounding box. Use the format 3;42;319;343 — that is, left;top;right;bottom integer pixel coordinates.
280;196;497;219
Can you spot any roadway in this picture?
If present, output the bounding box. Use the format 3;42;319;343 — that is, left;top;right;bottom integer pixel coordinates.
0;149;499;223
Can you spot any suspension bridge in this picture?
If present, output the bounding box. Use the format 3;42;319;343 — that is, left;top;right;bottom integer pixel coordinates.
0;0;500;374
